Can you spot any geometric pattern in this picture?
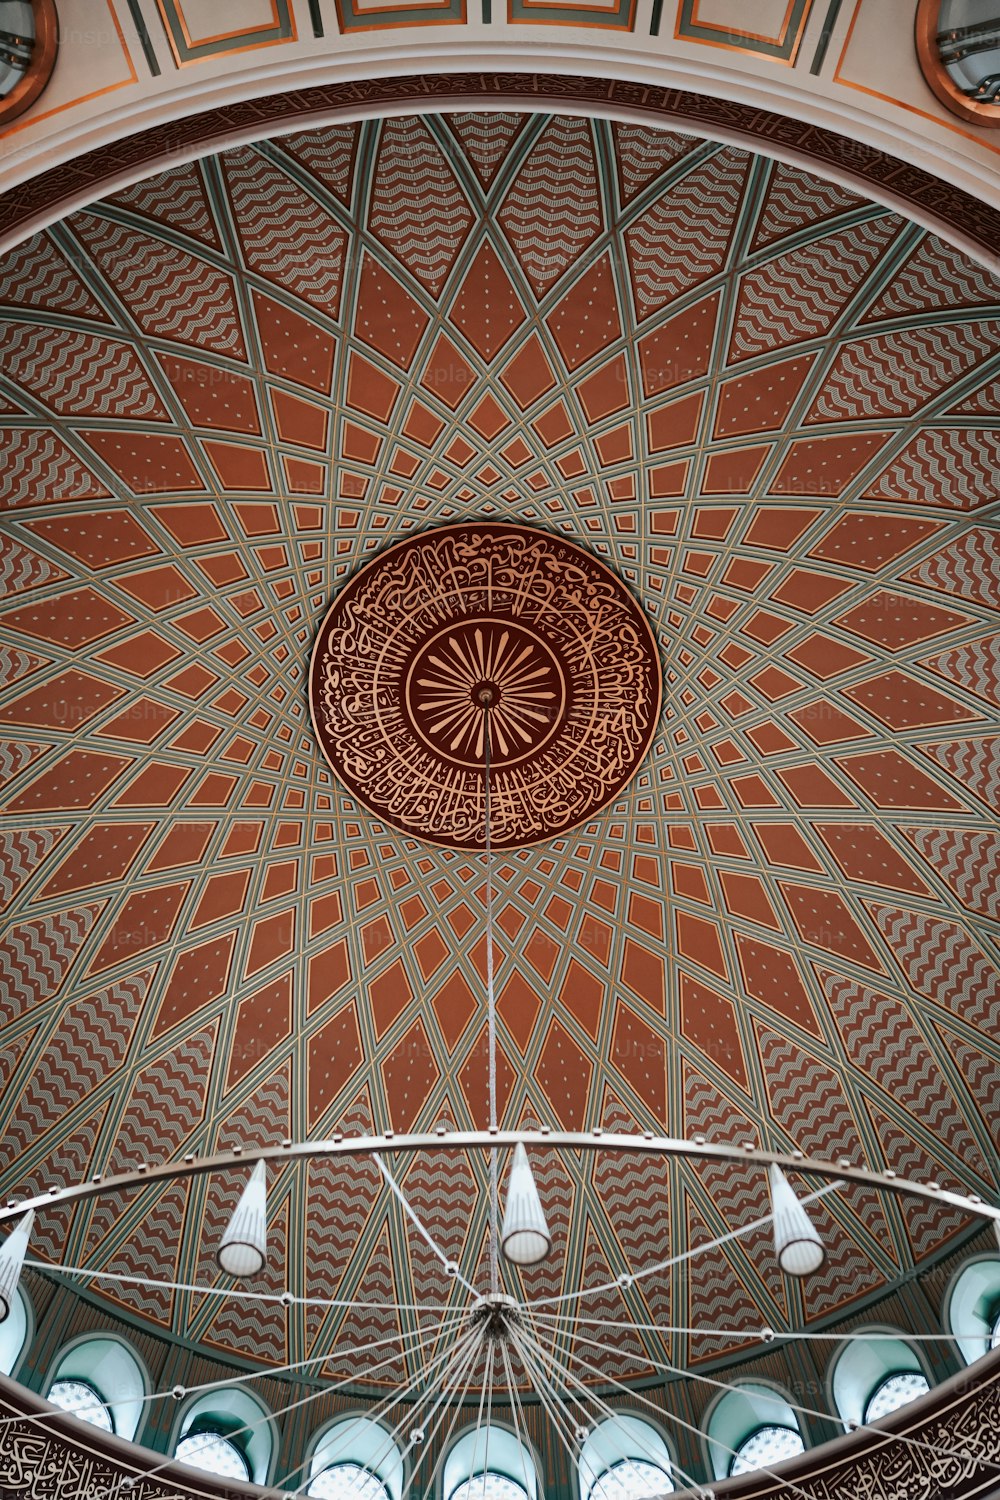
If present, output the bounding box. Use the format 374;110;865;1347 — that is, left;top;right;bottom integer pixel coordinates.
1;113;999;1389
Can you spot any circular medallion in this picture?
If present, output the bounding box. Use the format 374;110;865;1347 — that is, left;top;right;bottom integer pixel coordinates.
309;523;662;849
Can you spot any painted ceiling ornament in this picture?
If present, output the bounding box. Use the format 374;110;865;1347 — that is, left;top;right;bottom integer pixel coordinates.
310;523;662;849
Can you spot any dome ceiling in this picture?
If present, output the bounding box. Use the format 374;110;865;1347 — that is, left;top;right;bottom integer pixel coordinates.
0;112;999;1392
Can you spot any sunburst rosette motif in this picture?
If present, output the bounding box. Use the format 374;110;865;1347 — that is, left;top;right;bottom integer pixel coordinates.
309;524;662;849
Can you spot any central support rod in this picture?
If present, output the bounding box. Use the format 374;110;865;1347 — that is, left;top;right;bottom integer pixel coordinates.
480;693;499;1295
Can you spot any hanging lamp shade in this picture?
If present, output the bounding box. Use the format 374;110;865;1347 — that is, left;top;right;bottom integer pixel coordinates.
0;1211;33;1323
217;1161;268;1277
501;1142;552;1265
769;1164;825;1277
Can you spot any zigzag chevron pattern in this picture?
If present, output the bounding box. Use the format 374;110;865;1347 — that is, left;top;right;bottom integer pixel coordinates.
684;1192;769;1364
680;1071;787;1318
222;146;349;313
612;122;696;204
104;1024;215;1169
729;218;900;360
368;118;473;299
445;113;528;188
71;215;246;359
498;117;604;298
327;1224;407;1385
0;827;60;910
572;1219;653;1379
869;905;1000;1036
0;232;107;319
187;1062;292;1309
808;323;998;421
821;969;980;1163
755;1024;891;1240
863;1102;972;1257
923;633;1000;707
594;1090;672;1328
625;148;749;320
908;527;1000;606
0;647;45;690
865;428;1000;511
279;123;360;205
923;735;1000;811
0;1034;31;1094
0;535;64;595
0;906;100;1021
205;1196;289;1363
0;324;168;420
751;159;867;249
864;233;1000;320
0;429;108;509
938;1029;1000;1154
5;1104;107;1262
0;739;47;794
400;1146;475;1302
0;969;146;1157
301;1089;380;1352
510;1119;573;1308
97;1181;189;1325
951;373;1000;414
907;827;1000;918
798;1198;888;1322
106;161;221;247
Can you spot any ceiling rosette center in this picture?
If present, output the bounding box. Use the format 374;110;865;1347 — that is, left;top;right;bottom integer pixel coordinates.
309;523;662;849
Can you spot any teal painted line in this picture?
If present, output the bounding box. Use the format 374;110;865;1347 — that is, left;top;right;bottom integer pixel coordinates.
124;0;161;75
483;0;492;23
811;0;843;73
308;0;325;34
650;0;663;35
678;0;810;59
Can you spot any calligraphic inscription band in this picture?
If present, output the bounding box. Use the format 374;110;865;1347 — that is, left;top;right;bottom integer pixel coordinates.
309;524;662;849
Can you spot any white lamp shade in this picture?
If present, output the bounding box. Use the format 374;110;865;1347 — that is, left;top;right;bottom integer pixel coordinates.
217;1161;268;1277
0;1212;33;1323
501;1143;552;1265
769;1164;825;1277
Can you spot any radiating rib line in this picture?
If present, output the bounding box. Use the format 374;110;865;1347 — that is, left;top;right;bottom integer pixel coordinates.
517;1323;817;1500
412;1324;484;1500
273;1321;483;1496
24;1256;461;1314
0;1304;469;1436
566;1322;1000;1478
373;1154;479;1299
530;1181;843;1308
86;1308;471;1500
527;1311;985;1343
514;1322;707;1499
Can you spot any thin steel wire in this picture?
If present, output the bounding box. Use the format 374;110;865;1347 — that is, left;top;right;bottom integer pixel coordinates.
483;699;499;1297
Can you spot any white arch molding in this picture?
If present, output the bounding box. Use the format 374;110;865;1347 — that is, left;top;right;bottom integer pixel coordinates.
2;49;1000;271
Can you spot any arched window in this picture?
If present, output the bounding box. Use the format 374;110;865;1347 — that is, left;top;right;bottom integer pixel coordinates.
46;1337;147;1441
445;1426;538;1500
306;1417;403;1500
174;1389;274;1486
579;1416;674;1499
0;1287;31;1378
946;1257;1000;1366
829;1332;931;1431
705;1383;805;1481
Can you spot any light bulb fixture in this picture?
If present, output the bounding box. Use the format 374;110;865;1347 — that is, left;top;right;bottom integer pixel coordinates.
0;1210;33;1323
501;1142;552;1266
216;1160;268;1277
769;1163;825;1277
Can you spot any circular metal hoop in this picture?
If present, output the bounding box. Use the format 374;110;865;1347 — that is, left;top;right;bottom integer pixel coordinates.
1;1131;995;1230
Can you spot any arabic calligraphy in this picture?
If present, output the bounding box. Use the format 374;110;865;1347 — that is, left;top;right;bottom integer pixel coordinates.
309;524;662;848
